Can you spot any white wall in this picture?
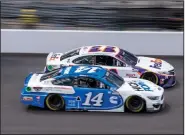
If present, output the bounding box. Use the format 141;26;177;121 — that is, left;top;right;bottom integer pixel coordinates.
1;29;183;55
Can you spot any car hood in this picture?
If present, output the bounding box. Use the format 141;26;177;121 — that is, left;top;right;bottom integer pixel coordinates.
135;56;174;72
117;78;163;95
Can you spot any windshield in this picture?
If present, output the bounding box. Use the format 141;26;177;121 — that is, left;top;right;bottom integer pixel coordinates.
116;49;138;66
40;68;61;81
60;48;80;61
104;71;124;88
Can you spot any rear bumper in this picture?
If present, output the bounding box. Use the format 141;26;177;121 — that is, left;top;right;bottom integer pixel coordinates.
20;92;46;108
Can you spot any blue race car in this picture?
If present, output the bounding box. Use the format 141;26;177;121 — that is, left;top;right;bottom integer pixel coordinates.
21;65;164;113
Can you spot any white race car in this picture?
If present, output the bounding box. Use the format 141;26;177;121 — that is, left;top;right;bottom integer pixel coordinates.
21;65;165;113
45;45;176;88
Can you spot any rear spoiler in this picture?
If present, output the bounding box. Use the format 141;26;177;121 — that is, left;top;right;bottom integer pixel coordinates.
24;70;46;86
24;73;33;86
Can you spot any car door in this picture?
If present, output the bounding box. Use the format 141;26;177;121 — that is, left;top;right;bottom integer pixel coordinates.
72;76;123;111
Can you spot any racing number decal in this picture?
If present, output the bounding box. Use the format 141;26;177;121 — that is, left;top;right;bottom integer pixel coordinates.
150;59;162;69
64;66;72;74
50;54;59;60
128;81;151;91
63;66;98;75
89;46;119;53
75;66;98;73
82;92;104;106
82;92;122;108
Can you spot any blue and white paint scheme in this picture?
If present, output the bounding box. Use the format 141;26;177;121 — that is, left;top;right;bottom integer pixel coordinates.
21;65;164;112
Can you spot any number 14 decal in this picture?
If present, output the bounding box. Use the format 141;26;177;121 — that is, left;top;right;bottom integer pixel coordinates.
75;66;98;73
82;92;104;107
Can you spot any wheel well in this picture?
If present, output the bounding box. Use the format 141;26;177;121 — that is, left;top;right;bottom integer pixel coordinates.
124;95;146;112
140;72;159;84
141;72;154;77
44;93;65;108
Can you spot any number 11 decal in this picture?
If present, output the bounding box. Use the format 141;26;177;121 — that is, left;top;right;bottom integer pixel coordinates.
82;92;104;107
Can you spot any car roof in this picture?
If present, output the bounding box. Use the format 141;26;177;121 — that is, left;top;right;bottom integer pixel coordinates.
56;65;107;79
78;45;121;56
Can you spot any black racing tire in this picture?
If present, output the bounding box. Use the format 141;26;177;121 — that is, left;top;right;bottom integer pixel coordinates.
45;94;65;111
141;72;158;85
125;96;145;113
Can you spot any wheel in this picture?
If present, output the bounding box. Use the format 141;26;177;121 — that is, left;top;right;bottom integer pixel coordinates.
141;72;158;84
125;96;145;113
45;94;65;111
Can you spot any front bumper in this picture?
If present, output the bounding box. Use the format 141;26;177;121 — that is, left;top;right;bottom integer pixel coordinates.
160;75;176;88
146;95;165;112
146;103;165;112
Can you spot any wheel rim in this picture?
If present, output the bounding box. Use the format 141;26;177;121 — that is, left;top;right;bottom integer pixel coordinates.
142;73;157;84
46;95;64;110
147;76;155;82
126;97;144;112
129;97;142;110
49;95;62;107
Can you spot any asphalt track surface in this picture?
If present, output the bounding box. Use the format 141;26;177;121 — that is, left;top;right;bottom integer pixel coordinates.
1;54;184;134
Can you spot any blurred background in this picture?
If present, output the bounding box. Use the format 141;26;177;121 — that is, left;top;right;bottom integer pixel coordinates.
1;0;184;31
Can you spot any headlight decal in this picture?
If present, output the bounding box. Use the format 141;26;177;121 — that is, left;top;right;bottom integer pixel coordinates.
147;96;160;100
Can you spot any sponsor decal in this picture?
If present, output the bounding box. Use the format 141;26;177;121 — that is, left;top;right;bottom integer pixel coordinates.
64;67;72;74
150;59;162;69
50;54;59;61
68;100;76;107
88;46;119;53
128;81;152;91
43;87;75;94
151;59;162;63
33;87;42;92
126;73;136;78
43;81;50;84
44;88;61;92
160;79;165;84
23;96;33;101
36;96;40;100
53;86;72;90
109;96;118;104
132;68;138;72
